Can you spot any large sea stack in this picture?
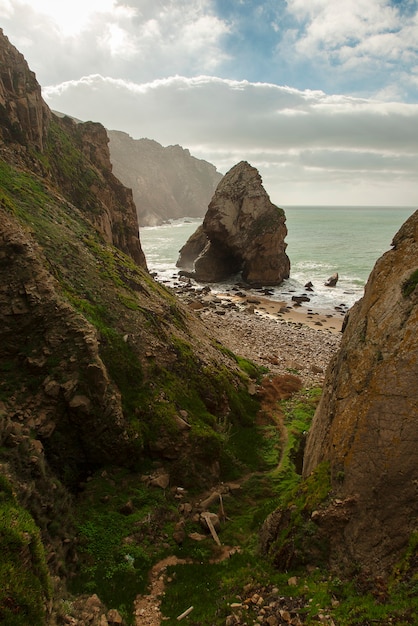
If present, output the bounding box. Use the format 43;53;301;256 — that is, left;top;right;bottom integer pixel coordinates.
177;161;290;286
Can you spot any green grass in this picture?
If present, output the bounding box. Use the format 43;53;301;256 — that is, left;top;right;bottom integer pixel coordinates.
402;268;418;297
69;469;178;623
0;474;51;626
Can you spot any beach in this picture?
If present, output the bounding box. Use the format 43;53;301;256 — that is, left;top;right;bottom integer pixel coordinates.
175;285;345;387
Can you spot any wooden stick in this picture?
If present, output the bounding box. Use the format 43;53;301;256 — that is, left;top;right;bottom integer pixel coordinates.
219;493;225;522
177;606;194;621
201;513;221;546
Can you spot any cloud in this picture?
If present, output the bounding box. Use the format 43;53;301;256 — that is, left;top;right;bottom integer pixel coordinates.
281;0;418;98
0;0;229;84
43;74;418;206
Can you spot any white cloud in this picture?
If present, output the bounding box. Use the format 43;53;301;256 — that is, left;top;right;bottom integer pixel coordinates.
1;0;229;84
44;74;418;206
281;0;418;97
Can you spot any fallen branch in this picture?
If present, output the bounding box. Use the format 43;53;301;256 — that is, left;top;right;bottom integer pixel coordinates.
177;606;194;621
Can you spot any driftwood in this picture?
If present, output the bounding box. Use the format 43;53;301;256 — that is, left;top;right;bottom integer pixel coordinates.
201;512;221;546
177;606;194;621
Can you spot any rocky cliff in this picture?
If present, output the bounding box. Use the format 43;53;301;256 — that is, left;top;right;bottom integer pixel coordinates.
0;31;261;624
301;209;418;574
0;29;50;150
108;130;223;226
177;161;290;286
0;29;145;269
260;210;418;581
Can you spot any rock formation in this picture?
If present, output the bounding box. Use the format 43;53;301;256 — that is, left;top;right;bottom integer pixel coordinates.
302;209;418;574
0;31;262;623
107;130;223;226
0;28;146;269
177;161;290;286
0;28;50;150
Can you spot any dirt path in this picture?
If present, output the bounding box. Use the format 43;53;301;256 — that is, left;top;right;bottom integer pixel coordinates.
134;547;239;625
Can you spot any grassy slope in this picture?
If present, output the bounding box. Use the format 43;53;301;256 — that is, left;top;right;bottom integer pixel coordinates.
0;118;416;624
0;118;266;622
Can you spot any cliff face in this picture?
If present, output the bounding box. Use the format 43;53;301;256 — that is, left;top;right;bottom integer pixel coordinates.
303;209;418;573
0;31;261;623
50;117;147;267
177;161;290;286
0;29;50;150
0;29;146;269
108;130;223;226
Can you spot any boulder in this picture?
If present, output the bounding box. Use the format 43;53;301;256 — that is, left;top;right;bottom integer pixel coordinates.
324;273;338;287
177;161;290;286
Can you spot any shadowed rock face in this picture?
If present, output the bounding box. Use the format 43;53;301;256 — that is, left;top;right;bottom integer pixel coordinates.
303;209;418;574
177;161;290;286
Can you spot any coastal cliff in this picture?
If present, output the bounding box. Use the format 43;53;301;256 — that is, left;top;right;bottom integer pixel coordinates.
261;208;418;581
0;30;261;623
108;130;222;226
302;209;418;573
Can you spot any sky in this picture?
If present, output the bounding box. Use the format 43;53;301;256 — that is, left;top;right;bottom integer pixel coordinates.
2;0;418;207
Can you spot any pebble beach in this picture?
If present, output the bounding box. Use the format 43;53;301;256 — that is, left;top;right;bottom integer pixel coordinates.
175;285;346;387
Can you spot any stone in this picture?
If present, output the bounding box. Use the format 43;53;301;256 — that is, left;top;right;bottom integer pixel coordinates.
149;472;170;489
303;209;418;574
119;500;134;515
106;608;123;625
108;131;222;226
200;511;221;532
177;161;290;286
324;273;338;287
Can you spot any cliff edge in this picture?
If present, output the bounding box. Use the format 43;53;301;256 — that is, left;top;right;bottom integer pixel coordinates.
108;130;222;226
303;209;418;573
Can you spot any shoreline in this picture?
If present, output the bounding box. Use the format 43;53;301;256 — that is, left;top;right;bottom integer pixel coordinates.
172;282;346;387
215;291;345;334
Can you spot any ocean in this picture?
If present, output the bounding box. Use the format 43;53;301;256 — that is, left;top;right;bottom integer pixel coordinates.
139;206;415;312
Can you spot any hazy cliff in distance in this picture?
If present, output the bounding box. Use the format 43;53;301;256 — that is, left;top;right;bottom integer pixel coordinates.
108;129;223;226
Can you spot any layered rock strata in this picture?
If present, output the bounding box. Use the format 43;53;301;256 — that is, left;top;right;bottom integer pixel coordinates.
0;28;146;270
177;161;290;286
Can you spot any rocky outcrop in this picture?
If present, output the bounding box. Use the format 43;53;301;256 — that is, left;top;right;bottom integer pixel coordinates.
52;117;147;268
177;161;290;286
108;130;222;226
0;32;265;623
0;28;50;150
0;29;146;270
302;209;418;574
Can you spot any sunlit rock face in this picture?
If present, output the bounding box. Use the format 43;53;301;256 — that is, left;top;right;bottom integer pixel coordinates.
0;28;50;150
177;161;290;286
303;209;418;574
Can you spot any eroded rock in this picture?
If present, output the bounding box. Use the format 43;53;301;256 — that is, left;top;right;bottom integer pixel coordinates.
303;209;418;574
177;161;290;286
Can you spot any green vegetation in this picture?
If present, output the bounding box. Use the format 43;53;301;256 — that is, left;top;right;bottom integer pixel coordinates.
402;268;418;297
69;469;177;622
1;112;416;626
158;389;418;625
0;474;51;626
